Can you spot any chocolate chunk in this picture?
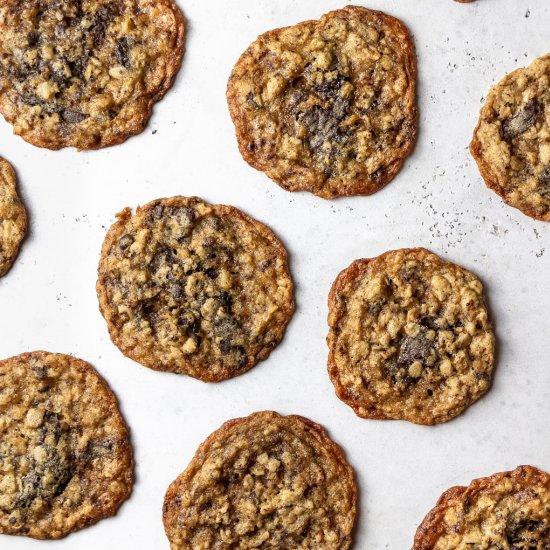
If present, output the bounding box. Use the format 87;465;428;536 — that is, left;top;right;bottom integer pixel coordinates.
118;234;134;251
506;517;548;548
205;267;218;279
398;331;434;367
538;167;550;197
115;37;131;68
61;109;88;124
502;98;540;140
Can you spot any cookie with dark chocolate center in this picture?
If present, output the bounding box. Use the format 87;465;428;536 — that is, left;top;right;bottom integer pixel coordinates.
471;53;550;221
0;351;133;539
327;248;495;425
414;465;550;549
0;0;185;150
163;411;356;549
227;6;417;199
97;197;294;382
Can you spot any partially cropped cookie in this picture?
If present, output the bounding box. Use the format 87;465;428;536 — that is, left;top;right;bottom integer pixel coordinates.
0;0;185;150
227;6;417;199
0;351;133;539
97;197;294;382
471;54;550;221
0;157;27;276
327;248;494;425
414;465;550;549
163;411;356;549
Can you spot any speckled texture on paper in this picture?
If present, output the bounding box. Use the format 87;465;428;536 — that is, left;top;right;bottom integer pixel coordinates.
0;157;26;277
414;465;550;549
163;411;356;549
471;53;550;221
97;197;294;382
227;6;417;198
0;0;185;150
327;248;495;425
0;351;133;540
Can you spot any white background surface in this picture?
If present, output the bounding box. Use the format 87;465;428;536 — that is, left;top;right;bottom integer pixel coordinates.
1;0;549;548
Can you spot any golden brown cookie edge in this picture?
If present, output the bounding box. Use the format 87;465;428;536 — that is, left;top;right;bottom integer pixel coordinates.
470;62;550;222
0;157;28;277
0;350;134;540
412;465;550;549
226;5;418;199
326;247;495;425
0;0;186;151
96;196;295;382
162;410;357;549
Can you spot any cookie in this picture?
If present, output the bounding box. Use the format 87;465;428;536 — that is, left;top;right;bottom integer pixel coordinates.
97;197;294;382
227;6;417;199
0;351;133;539
327;248;495;425
163;411;356;549
413;465;550;549
0;157;27;277
471;54;550;221
0;0;185;150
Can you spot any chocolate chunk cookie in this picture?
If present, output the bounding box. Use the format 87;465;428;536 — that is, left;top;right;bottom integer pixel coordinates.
163;411;356;549
0;351;133;539
414;465;550;549
0;0;185;150
327;248;495;425
0;157;27;277
471;54;550;221
227;6;417;199
97;197;294;382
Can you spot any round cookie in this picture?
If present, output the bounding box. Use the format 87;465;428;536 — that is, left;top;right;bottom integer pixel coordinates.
163;411;356;549
413;465;550;549
327;248;495;425
471;54;550;221
0;157;27;277
227;6;417;199
97;196;294;382
0;351;133;539
0;0;185;150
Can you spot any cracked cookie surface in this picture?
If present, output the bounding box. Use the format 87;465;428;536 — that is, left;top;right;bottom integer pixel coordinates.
0;157;27;277
163;411;356;550
327;248;494;425
0;351;133;539
414;465;550;549
471;54;550;221
227;6;417;199
0;0;185;150
97;197;294;382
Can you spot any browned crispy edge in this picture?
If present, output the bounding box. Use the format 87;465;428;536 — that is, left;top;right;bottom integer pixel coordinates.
0;0;186;151
96;196;295;382
162;410;357;549
0;350;134;540
470;64;550;222
453;0;474;3
226;5;418;199
0;157;28;277
326;247;495;426
412;465;550;549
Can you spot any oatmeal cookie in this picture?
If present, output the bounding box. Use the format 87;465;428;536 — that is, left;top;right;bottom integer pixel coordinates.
227;6;417;199
163;411;357;549
471;54;550;221
0;351;133;539
0;0;185;150
0;157;27;277
97;197;294;382
413;465;550;549
327;248;495;425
